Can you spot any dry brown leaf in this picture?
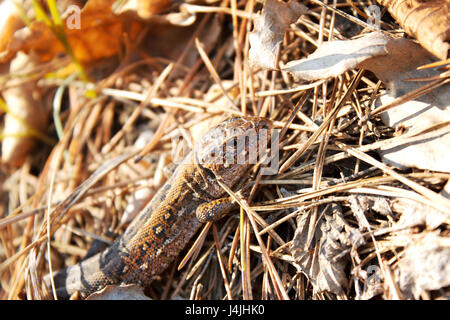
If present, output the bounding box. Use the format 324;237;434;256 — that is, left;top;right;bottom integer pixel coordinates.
1;51;51;166
0;0;196;65
249;0;307;70
377;0;450;60
0;0;26;53
395;233;450;299
291;204;365;296
0;0;144;64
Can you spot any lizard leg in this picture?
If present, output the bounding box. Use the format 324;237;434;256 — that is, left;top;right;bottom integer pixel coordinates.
196;197;236;223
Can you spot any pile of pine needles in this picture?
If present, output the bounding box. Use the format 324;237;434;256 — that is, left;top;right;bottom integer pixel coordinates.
0;0;449;300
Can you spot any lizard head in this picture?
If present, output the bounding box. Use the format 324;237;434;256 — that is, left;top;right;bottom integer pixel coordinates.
194;116;273;198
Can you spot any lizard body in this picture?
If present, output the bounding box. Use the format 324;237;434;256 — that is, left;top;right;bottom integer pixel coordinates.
48;116;271;299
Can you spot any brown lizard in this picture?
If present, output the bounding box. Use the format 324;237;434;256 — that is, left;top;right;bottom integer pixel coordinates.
46;116;272;299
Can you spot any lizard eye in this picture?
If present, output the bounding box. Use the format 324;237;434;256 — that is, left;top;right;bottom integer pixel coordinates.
203;168;216;180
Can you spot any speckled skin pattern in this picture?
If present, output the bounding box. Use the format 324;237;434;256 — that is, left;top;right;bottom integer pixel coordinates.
48;117;272;299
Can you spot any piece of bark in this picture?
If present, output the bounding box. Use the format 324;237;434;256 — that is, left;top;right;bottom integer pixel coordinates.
249;0;307;70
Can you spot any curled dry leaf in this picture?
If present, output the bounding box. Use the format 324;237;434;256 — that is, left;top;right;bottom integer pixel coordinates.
282;32;391;81
1;52;51;166
395;233;450;299
0;0;25;53
249;0;307;70
0;0;143;64
377;0;450;60
273;31;450;172
291;203;365;295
